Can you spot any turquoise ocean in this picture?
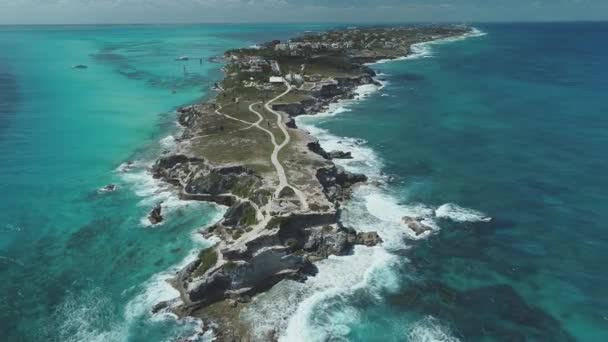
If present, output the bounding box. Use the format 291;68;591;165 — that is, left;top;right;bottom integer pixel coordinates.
1;23;607;341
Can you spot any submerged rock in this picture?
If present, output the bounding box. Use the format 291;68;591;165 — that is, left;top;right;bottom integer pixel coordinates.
98;184;118;193
118;161;134;172
148;202;164;225
403;216;434;236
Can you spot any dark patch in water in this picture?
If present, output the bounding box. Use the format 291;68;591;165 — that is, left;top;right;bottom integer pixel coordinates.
396;73;425;82
118;68;149;81
100;40;162;53
387;281;576;341
66;221;103;250
92;52;128;63
0;62;20;133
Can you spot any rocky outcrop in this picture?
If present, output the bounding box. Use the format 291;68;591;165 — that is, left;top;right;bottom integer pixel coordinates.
403;216;434;236
303;226;354;258
328;150;353;159
317;83;343;99
177;106;197;127
152;154;204;182
286;118;297;129
99;184;118;193
148;202;164;225
184;166;261;198
223;201;258;229
271;103;306;116
307;141;330;159
172;209;381;313
356;231;383;246
316;165;368;202
153;155;268;208
174;244;312;310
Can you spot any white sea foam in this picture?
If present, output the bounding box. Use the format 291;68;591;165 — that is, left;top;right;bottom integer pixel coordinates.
119;161;205;227
407;316;460;342
367;27;487;66
159;134;178;149
1;223;22;233
47;287;127;342
242;246;399;342
124;228;220;323
436;203;492;223
346;188;439;243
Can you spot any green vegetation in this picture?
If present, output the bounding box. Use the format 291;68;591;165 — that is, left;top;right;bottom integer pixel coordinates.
193;248;218;277
224;261;238;271
265;216;288;230
285;238;299;250
278;186;296;199
309;203;331;212
232;230;244;240
251;188;273;207
230;176;259;200
304;56;361;77
241;205;258;227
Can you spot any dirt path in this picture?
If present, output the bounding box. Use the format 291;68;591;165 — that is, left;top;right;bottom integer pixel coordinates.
263;83;309;211
213;87;309;212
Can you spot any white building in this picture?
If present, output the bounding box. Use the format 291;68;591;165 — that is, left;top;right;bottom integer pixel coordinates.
269;76;285;83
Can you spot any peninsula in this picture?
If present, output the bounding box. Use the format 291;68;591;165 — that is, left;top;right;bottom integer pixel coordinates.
150;24;472;341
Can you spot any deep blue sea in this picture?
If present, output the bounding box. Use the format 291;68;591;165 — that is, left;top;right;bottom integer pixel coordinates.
1;23;607;341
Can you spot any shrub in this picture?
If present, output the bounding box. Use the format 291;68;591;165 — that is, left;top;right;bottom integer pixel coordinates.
232;230;243;240
285;238;299;250
193;248;218;277
224;261;238;271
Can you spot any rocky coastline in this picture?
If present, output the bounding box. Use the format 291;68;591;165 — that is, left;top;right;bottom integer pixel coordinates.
148;25;472;341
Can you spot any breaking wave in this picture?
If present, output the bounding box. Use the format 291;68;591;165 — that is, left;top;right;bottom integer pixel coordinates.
436;203;492;223
407;316;460;342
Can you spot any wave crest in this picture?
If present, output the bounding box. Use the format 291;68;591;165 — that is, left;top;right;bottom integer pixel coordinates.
407;316;460;342
436;203;492;223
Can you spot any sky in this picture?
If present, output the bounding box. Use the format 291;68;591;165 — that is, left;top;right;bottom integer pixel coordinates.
0;0;607;24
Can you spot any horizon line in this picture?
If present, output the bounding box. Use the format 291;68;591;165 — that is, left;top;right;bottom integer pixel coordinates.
1;19;607;27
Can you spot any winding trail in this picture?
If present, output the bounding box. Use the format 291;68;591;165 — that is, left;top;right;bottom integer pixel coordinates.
213;83;308;212
263;83;309;210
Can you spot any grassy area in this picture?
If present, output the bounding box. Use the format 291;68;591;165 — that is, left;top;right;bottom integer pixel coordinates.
278;133;327;191
189;118;275;175
275;89;313;104
193;248;218;278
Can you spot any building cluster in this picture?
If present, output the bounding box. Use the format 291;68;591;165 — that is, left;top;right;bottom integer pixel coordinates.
233;55;269;73
269;72;304;85
274;40;354;52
